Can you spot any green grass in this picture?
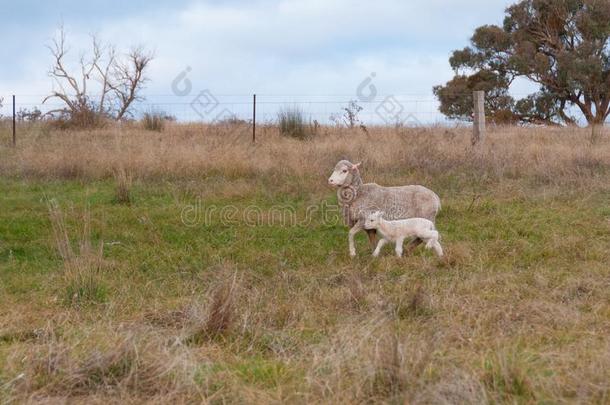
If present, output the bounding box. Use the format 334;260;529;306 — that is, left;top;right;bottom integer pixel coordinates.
0;175;609;403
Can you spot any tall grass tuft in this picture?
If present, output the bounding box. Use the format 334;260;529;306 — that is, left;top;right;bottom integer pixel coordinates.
370;330;405;399
113;167;133;205
188;273;238;343
142;111;167;132
48;201;107;306
278;107;315;139
483;349;535;402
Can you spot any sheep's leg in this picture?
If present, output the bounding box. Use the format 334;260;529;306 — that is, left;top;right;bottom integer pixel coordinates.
372;238;387;257
395;237;405;258
366;229;377;247
348;222;363;258
404;238;423;255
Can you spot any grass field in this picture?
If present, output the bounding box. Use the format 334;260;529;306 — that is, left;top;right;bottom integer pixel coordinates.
0;123;609;403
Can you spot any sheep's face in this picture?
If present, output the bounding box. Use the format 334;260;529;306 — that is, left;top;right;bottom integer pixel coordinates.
328;160;360;187
364;211;383;229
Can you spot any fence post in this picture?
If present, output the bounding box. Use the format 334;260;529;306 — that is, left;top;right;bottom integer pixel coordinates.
252;94;256;143
12;95;16;147
473;90;485;145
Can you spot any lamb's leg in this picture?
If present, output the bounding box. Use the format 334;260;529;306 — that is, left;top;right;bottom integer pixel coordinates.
421;231;444;258
366;229;377;247
432;241;444;257
348;221;363;258
372;238;387;257
425;230;443;257
395;237;405;258
404;238;423;255
421;230;438;249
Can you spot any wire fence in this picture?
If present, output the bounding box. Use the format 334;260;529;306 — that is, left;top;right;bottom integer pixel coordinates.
0;91;601;140
0;93;455;127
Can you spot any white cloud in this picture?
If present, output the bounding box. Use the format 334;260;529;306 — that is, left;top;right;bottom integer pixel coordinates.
96;0;515;95
1;0;518;122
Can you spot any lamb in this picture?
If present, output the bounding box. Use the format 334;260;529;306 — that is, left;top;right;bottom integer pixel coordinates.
328;160;441;257
364;211;443;258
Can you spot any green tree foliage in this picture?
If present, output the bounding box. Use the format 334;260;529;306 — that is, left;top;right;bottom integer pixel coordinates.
434;0;610;126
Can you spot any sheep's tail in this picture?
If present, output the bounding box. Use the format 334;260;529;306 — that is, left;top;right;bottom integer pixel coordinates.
428;192;442;224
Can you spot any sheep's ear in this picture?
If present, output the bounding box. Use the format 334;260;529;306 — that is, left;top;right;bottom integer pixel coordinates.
351;162;362;171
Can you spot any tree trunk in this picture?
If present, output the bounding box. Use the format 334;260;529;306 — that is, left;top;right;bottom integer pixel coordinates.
597;99;610;125
573;98;595;126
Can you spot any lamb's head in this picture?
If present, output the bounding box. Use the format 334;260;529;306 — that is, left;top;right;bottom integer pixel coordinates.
328;160;361;188
364;210;384;230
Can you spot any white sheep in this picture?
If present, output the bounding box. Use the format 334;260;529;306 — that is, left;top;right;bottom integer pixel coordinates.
364;211;444;258
328;160;441;257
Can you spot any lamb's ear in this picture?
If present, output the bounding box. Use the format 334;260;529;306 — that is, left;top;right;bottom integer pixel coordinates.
351;162;362;172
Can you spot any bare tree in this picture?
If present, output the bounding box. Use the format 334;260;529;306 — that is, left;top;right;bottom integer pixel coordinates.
44;25;153;124
44;26;95;117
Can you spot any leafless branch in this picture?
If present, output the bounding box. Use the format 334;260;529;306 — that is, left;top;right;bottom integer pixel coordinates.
92;36;116;114
43;25;153;123
108;48;153;120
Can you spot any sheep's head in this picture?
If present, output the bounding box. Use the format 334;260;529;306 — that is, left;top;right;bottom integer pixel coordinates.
364;210;383;230
328;160;361;188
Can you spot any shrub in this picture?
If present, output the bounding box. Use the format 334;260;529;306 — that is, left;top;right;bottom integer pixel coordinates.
216;116;249;126
278;107;315;140
17;107;43;122
330;100;367;133
142;111;170;132
48;102;109;130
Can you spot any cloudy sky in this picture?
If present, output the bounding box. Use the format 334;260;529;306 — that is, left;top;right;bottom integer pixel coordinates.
0;0;519;122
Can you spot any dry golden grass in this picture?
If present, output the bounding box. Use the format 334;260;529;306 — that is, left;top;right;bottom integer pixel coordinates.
0;123;609;403
1;123;608;189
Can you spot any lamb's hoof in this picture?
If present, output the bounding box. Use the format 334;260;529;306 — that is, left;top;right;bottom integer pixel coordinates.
350;252;357;259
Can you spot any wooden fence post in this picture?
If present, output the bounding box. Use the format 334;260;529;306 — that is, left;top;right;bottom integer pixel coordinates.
12;95;16;147
473;91;485;145
252;94;256;143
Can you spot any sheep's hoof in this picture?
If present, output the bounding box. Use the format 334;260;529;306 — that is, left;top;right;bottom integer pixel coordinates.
349;252;357;258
